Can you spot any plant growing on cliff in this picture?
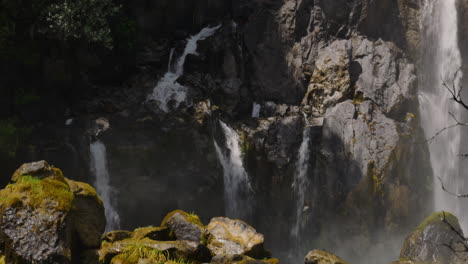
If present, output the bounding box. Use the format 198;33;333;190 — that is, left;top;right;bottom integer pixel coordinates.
45;0;121;49
0;119;31;159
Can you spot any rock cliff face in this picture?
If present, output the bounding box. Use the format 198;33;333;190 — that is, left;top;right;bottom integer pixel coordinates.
3;1;439;263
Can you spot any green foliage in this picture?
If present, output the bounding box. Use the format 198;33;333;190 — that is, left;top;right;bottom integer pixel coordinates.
14;87;41;105
44;0;121;49
0;119;31;159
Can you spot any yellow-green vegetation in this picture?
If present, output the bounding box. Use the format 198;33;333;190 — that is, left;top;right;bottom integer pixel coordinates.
0;255;5;264
400;211;460;259
65;178;103;207
101;239;194;264
162;210;204;228
238;130;253;156
0;119;31;159
306;249;349;264
414;211;459;234
366;161;384;196
187;212;203;227
265;258;280;264
353;91;365;105
0;175;74;212
132;226;170;241
110;244;168;264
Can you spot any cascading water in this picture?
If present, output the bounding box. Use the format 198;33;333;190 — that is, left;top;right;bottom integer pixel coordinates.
90;140;120;231
214;121;253;221
251;102;261;118
147;25;221;112
419;0;466;229
291;127;311;239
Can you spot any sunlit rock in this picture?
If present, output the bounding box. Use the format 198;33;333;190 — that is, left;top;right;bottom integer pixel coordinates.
204;217;270;259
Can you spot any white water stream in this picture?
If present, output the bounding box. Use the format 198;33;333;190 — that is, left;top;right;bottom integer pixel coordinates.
148;25;221;112
214;121;253;220
291;127;311;238
419;0;466;229
90;140;120;231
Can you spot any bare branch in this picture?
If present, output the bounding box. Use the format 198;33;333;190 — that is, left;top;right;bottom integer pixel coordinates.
437;177;468;198
443;67;468;111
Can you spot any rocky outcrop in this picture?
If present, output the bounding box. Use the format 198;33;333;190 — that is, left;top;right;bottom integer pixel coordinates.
398;212;468;264
0;161;105;264
99;211;276;264
304;250;348;264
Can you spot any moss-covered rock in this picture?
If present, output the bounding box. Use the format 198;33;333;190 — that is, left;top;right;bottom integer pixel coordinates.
11;160;63;182
132;226;171;241
399;212;468;264
0;161;105;264
204;217;270;259
66;179;106;248
161;210;205;243
304;250;348;264
99;238;210;264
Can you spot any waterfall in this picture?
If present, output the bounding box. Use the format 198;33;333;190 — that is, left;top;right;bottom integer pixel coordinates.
90;140;120;231
419;0;466;229
291;127;311;238
251;102;261;118
147;25;222;112
214;121;253;220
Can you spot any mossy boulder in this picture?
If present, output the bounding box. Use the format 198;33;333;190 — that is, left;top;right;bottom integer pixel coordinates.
99;238;210;264
304;250;348;264
161;210;205;243
66;179;106;248
0;161;105;264
204;217;270;259
399;212;468;264
132;226;171;241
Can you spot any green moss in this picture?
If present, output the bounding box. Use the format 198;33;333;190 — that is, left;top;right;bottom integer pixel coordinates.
0;175;74;212
162;210;204;228
187;212;203;227
132;226;170;241
0;119;31;159
414;211;459;234
65;178;103;207
110;244;168;264
102;239;194;264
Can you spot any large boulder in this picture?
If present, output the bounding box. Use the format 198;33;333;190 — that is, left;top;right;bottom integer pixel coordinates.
0;161;105;264
161;210;205;243
204;217;270;259
399;212;468;264
304;250;348;264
